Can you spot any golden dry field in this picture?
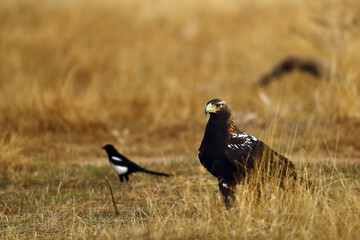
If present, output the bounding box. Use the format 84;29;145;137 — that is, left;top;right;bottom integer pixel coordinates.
0;0;359;239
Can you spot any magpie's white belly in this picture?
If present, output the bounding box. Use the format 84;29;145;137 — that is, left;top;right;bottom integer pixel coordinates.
110;163;128;175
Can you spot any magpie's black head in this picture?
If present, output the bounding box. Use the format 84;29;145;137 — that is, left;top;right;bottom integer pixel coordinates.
102;144;118;155
205;99;231;117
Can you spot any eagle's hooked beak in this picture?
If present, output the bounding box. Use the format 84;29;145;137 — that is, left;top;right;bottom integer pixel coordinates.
205;103;219;115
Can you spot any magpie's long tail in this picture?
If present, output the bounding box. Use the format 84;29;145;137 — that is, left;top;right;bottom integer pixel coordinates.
140;168;171;177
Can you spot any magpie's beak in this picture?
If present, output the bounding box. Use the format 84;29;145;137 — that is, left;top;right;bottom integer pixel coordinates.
101;146;105;149
205;103;219;115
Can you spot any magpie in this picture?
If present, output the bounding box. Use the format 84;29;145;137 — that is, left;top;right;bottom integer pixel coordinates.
102;144;171;182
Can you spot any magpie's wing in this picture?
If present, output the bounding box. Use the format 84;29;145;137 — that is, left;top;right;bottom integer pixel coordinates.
110;155;141;169
110;156;125;164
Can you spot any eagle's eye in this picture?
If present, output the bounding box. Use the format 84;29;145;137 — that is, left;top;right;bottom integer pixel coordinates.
216;103;222;108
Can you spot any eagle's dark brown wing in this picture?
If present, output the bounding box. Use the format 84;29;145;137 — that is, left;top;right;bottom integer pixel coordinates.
224;131;297;183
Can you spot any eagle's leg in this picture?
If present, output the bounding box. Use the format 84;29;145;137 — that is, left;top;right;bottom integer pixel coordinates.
218;179;236;209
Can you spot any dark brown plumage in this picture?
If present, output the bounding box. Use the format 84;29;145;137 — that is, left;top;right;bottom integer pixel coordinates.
198;99;308;208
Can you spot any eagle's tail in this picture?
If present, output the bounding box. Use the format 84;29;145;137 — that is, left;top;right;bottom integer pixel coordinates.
140;168;171;177
273;151;313;190
298;175;313;190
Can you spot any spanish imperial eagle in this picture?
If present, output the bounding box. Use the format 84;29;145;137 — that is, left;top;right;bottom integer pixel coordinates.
198;99;304;208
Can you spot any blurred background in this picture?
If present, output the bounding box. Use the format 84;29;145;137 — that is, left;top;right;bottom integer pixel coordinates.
1;0;360;175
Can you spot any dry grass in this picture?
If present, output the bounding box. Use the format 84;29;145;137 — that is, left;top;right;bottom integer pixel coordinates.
1;159;359;239
0;0;359;239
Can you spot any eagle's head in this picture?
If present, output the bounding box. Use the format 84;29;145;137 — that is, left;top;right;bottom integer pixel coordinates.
205;98;231;116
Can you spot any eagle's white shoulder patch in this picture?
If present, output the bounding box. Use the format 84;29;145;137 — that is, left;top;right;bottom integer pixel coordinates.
232;133;248;138
228;132;258;151
228;144;241;150
232;133;257;141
